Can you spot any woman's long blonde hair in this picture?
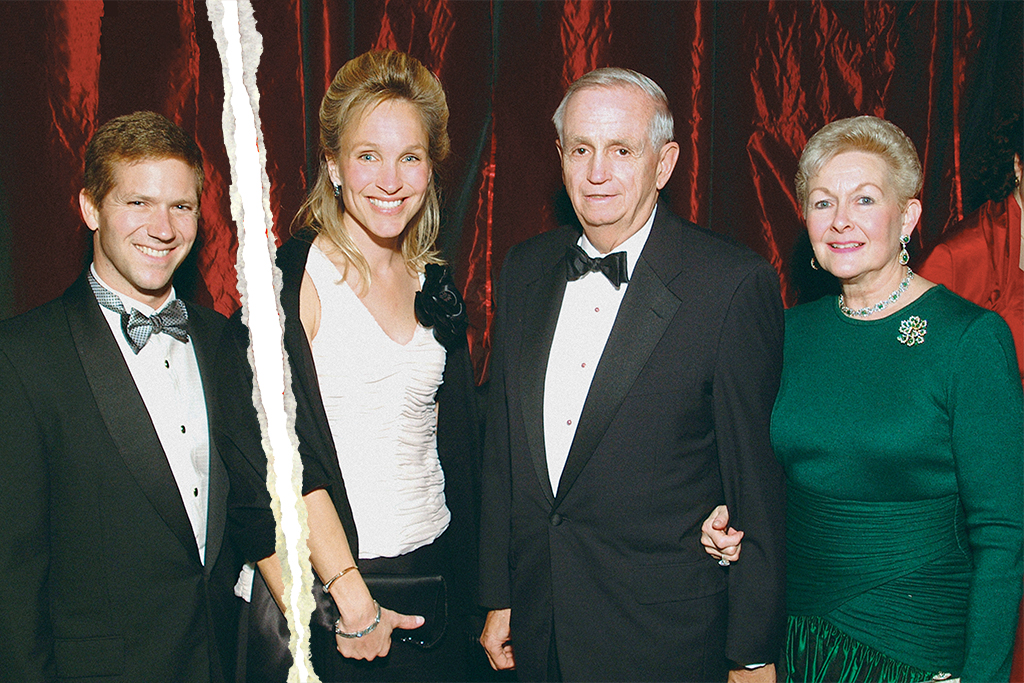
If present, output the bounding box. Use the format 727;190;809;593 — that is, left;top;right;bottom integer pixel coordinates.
292;50;451;289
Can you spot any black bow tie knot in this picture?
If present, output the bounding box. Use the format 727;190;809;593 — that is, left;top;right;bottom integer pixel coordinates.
565;244;629;288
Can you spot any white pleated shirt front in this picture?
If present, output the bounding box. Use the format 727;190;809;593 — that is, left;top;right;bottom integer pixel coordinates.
306;245;450;559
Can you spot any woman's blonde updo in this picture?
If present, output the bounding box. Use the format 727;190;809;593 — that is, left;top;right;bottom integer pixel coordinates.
293;49;451;288
795;115;923;214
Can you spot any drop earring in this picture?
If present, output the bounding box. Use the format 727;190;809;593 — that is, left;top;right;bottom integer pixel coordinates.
333;183;341;199
898;234;910;265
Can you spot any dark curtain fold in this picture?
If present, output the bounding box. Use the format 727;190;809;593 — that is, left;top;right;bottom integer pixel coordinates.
1;0;1021;378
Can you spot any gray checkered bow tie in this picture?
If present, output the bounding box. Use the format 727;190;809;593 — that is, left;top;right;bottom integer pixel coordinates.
87;272;189;354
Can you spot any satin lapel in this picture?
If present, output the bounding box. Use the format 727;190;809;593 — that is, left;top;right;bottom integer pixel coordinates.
63;275;201;564
554;256;680;503
519;253;570;504
189;306;226;572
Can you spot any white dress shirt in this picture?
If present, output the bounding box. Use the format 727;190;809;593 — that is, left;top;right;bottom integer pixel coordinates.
91;265;210;564
543;207;656;493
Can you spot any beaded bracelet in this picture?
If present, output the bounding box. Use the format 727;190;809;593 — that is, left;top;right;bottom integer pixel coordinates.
334;600;381;639
322;565;358;593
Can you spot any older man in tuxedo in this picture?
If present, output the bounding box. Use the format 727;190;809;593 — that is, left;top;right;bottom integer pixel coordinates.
0;112;239;682
478;68;786;681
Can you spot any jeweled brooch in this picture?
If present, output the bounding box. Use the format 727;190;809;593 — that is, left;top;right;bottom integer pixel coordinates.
897;316;927;346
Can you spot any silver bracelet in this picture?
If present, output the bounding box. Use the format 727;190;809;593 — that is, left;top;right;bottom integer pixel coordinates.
334;600;381;639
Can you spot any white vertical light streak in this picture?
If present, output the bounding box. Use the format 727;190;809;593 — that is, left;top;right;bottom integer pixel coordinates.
207;2;313;681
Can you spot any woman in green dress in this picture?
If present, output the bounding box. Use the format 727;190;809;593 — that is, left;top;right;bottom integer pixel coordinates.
702;116;1023;681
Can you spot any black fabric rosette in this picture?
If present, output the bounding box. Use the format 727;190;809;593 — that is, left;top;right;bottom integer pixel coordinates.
414;263;468;348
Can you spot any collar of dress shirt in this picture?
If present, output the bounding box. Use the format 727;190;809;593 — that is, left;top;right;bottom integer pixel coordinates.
578;204;657;282
90;263;178;316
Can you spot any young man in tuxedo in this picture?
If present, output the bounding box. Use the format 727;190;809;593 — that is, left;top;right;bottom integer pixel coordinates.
478;69;787;682
0;111;239;683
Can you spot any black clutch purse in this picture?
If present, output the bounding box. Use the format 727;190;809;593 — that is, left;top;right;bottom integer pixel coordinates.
364;574;447;649
313;573;448;650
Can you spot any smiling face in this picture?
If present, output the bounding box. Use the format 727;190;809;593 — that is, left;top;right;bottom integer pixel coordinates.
327;98;431;251
80;157;199;308
557;85;678;252
805;150;921;295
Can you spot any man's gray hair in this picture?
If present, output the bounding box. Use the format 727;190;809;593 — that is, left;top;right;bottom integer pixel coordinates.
552;67;675;148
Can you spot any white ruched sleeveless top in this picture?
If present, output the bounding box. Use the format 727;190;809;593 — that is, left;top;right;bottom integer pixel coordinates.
305;244;450;559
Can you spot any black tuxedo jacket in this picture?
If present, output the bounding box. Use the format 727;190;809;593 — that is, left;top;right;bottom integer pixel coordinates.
0;272;239;683
479;205;787;681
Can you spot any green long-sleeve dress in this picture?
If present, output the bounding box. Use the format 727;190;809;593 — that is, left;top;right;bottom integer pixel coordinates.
772;285;1023;682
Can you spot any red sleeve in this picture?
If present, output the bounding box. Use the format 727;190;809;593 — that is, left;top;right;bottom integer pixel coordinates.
918;230;995;307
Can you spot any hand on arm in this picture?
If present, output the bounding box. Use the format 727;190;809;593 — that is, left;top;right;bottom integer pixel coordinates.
701;505;744;563
480;608;515;670
304;488;423;660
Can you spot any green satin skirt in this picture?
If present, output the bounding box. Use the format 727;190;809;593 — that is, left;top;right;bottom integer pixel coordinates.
785;616;949;683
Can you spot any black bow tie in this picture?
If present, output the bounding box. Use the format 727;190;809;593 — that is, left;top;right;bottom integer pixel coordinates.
88;272;189;354
565;243;629;288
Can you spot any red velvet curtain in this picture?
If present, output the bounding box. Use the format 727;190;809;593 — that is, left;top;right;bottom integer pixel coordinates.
0;0;1021;675
0;1;239;317
1;1;1021;382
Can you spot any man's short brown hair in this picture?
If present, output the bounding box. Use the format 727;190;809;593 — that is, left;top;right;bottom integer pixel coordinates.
83;111;204;206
